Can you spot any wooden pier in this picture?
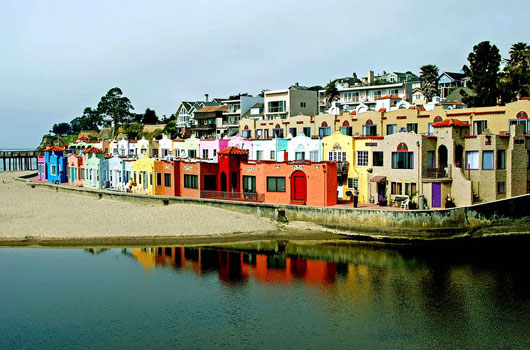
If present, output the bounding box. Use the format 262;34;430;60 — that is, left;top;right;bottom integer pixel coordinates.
0;150;38;171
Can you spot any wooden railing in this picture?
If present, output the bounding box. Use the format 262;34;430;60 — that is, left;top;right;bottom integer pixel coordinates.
200;190;265;203
423;165;452;179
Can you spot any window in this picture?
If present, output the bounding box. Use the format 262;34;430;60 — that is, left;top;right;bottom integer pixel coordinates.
362;125;377;136
268;101;286;113
202;149;209;159
373;151;383;166
427;151;435;168
482;151;494;170
270;150;276;160
50;165;56;176
527;150;530;169
407;123;418;133
386;124;397;135
295;152;305;160
392;152;414;169
81;168;85;180
465;151;479;170
328;151;346;162
348;178;359;189
474;120;488;135
242;130;251;138
289;128;297;137
184;174;198;189
256;129;263;138
319;127;331;137
267;177;285;192
264;129;269;138
243;176;256;192
149;172;152;186
497;181;506;194
391;182;398;195
256;150;263;161
188;150;197;158
213;150;217;157
310;151;319;162
164;173;171;187
303;127;311;137
428;123;434;135
156;172;162;186
340;126;352;136
357;151;369;167
273;128;284;138
510;119;529;134
300;102;306;108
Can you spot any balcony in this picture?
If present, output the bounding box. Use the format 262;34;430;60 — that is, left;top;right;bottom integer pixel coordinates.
337;161;349;176
422;165;452;181
200;190;265;203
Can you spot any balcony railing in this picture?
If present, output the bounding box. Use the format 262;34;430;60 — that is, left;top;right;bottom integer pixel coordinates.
200;190;265;203
422;165;452;179
337;161;349;176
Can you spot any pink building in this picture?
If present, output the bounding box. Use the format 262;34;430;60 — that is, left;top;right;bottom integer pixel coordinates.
199;139;229;161
228;135;252;157
37;156;46;181
67;153;85;186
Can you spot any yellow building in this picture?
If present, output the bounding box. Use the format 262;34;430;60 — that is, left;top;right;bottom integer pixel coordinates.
321;131;355;201
131;155;156;195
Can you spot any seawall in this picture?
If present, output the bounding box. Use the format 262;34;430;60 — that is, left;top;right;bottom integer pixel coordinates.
18;173;530;241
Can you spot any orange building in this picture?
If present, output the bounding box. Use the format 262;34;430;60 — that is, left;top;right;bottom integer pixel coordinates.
153;160;179;197
240;160;337;206
178;161;219;198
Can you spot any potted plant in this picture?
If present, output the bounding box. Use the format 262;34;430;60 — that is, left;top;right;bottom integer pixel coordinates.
445;194;456;208
409;191;418;209
378;189;388;207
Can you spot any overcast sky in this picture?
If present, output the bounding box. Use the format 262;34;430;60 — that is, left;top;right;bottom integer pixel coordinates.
1;0;529;148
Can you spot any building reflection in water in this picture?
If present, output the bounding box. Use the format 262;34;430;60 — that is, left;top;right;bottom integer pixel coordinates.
123;247;344;286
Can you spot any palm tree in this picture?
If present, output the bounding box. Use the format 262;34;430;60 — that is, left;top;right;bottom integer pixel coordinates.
324;81;339;108
500;42;530;102
419;64;439;102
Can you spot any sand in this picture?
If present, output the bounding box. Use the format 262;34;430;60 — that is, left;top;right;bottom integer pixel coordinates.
0;172;278;242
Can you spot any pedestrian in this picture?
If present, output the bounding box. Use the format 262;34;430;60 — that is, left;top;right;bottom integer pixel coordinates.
353;187;359;208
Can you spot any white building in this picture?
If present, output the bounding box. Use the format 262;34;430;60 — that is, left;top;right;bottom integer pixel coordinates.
287;134;321;162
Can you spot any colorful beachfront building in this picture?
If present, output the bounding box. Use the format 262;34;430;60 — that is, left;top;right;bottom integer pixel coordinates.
287;134;321;161
321;131;354;200
228;135;253;156
37;155;46;181
153;159;179;196
131;154;156;195
108;155;129;189
250;138;288;161
83;147;108;189
67;153;85;187
179;160;219;198
199;139;229;161
174;135;200;159
44;146;68;183
117;138;137;157
158;134;174;158
136;137;158;158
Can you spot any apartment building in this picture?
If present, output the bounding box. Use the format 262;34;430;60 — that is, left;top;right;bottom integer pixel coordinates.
221;95;263;137
264;85;318;120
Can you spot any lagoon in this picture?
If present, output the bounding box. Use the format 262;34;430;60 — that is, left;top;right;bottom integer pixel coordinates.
1;241;530;349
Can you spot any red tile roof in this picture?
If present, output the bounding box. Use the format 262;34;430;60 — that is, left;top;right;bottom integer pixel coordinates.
521;97;530;101
417;106;426;111
44;145;65;152
354;136;385;140
432;118;471;128
378;108;386;113
82;147;105;154
217;146;249;155
349;110;357;115
408;106;416;110
375;95;401;100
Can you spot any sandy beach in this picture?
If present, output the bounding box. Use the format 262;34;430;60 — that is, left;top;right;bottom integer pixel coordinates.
0;172;279;244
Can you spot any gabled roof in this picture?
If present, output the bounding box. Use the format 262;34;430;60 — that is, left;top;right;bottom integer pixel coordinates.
196;105;228;113
432;118;471;128
440;72;466;81
82;147;105;154
217;146;249;155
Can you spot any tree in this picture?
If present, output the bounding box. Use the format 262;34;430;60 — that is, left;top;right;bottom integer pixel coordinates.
51;122;71;136
142;108;159;124
462;41;501;107
324;81;339;108
162;120;178;138
500;42;530;103
97;87;134;126
419;64;439;102
122;123;143;140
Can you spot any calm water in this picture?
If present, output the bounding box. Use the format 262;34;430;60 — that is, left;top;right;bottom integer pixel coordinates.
1;240;530;349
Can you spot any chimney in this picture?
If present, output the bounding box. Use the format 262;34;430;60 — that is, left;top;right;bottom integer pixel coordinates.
368;71;374;85
295;82;299;88
205;94;209;102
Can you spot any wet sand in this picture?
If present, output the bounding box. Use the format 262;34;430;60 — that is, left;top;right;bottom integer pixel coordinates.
0;172;281;245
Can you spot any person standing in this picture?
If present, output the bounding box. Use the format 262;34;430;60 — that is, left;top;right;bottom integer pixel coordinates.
353;187;359;208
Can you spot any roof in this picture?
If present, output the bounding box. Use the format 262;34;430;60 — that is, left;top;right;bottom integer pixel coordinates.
375;95;402;100
217;146;249;156
82;147;105;154
142;124;166;134
196;105;228;113
44;146;65;152
432;118;471;128
445;87;476;103
370;176;386;183
440;72;466;81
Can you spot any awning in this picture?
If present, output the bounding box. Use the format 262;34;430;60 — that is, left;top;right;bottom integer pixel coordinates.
370;176;387;183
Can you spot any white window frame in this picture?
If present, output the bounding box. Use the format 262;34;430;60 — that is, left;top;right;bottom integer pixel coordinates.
356;151;369;167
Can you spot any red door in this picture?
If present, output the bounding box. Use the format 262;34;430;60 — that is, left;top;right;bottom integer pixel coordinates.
291;171;307;203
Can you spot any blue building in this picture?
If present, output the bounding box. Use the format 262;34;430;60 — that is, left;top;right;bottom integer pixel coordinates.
44;146;68;183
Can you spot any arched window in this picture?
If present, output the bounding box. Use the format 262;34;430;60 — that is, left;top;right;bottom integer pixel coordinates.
341;120;352;136
321;121;328;127
434;116;443;122
275;124;281;129
244;125;249;130
396;142;408;152
517;111;528;119
342;120;350;127
319;121;331;137
365;119;373;126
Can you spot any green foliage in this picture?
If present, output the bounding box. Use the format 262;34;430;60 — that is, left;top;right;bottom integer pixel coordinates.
162;120;179;139
122;123;143;140
419;64;439;102
462;41;501;107
141;108;159;124
324;81;339;108
143;129;163;141
500;42;530;104
70;107;102;132
51;122;71;136
307;85;323;91
97;87;134;126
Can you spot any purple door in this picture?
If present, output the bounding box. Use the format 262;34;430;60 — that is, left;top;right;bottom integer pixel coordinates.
432;183;441;208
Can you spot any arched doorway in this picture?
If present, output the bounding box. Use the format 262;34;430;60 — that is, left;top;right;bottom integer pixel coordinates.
290;170;307;203
455;145;464;168
231;171;238;191
220;172;227;192
438;145;448;170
